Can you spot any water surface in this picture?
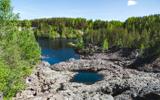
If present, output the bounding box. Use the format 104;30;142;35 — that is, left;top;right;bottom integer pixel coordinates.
71;71;104;85
37;38;80;64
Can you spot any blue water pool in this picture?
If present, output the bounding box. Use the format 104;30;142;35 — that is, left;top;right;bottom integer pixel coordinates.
71;71;104;85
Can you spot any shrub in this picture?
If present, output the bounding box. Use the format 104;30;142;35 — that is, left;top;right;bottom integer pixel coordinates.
102;38;109;51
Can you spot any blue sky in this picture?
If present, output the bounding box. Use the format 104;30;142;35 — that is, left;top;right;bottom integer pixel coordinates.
12;0;160;21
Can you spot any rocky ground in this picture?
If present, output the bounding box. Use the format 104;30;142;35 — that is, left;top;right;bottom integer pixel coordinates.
13;49;160;100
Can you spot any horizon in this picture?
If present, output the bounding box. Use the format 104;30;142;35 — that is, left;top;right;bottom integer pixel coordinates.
12;0;160;21
18;14;160;22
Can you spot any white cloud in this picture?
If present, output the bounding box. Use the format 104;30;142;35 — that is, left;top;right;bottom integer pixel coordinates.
128;0;137;6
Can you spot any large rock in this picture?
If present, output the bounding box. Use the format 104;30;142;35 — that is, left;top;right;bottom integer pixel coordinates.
51;59;116;72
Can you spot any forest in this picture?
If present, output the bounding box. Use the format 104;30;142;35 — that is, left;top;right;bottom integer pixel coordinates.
20;14;160;58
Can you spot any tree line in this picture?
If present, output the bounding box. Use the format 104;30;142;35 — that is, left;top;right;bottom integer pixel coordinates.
20;14;160;57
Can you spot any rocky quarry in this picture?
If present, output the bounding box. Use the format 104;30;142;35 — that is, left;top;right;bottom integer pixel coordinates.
13;49;160;100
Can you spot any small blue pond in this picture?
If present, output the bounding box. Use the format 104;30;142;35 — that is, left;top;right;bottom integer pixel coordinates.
71;71;104;85
37;38;80;65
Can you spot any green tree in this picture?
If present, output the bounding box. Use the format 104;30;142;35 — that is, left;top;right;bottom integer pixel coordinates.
102;38;109;51
75;37;84;49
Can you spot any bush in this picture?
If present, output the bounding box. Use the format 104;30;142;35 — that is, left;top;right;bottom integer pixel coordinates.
75;37;84;49
102;38;109;51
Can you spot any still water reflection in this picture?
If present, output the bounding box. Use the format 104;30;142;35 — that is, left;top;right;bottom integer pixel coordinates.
37;38;80;64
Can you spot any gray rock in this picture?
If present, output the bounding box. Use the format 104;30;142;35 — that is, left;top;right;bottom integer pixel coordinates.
136;84;160;100
51;59;115;72
69;58;76;62
13;54;160;100
41;61;50;67
0;92;3;100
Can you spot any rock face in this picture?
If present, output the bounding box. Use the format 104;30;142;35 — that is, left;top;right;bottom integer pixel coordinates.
13;56;160;100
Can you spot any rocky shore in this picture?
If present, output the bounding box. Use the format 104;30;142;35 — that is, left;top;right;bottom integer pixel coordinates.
13;49;160;100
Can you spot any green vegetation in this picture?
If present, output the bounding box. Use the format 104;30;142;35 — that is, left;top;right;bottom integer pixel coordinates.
102;38;109;51
21;14;160;59
0;0;40;99
75;37;84;49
